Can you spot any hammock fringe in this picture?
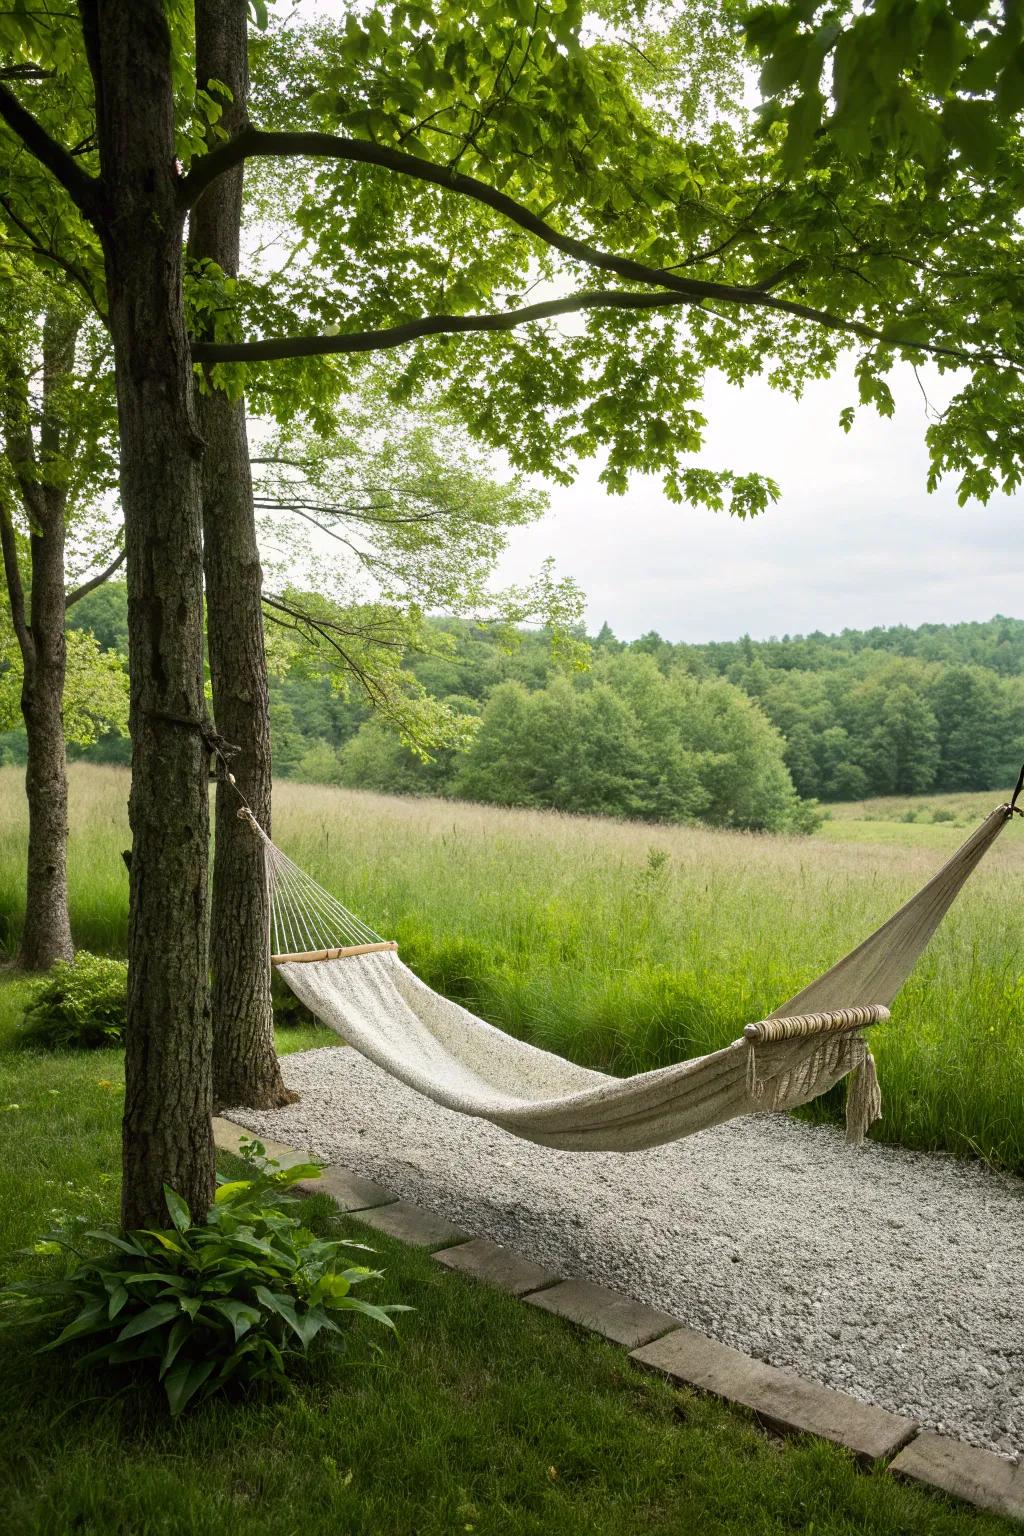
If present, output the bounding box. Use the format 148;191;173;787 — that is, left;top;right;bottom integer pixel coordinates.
846;1047;883;1147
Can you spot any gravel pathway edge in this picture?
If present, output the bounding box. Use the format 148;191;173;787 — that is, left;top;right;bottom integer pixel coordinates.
228;1045;1024;1461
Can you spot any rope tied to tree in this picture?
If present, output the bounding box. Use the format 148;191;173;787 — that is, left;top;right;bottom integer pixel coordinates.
147;710;241;773
1008;760;1024;818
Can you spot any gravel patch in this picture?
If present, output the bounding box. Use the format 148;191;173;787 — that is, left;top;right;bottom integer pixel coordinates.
228;1045;1024;1460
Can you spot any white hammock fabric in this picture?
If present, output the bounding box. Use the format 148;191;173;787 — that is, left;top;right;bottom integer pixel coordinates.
241;802;1016;1152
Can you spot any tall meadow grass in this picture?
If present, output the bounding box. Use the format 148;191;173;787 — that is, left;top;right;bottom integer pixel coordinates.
2;764;1022;1170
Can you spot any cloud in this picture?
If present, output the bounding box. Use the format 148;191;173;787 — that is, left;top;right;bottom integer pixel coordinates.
493;361;1024;642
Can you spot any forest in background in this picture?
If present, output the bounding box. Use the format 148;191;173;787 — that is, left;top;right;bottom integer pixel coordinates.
3;584;1021;834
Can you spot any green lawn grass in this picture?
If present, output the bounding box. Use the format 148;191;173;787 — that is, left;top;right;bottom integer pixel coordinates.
2;765;1023;1171
0;975;1014;1536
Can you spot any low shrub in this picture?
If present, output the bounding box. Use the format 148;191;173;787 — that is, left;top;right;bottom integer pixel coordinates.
22;955;324;1039
20;952;128;1048
0;1140;407;1416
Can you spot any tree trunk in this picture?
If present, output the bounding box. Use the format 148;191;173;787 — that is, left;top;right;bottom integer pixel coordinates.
86;0;214;1228
190;0;292;1110
20;500;73;970
1;312;77;969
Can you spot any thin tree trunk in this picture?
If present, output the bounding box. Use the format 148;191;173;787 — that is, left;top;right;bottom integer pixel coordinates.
0;313;78;969
190;0;292;1110
85;0;215;1228
20;501;73;970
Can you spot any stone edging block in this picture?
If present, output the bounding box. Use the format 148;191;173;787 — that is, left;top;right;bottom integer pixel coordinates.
631;1326;917;1465
525;1277;677;1350
890;1431;1024;1521
294;1164;397;1212
353;1198;470;1250
434;1237;561;1296
212;1115;309;1170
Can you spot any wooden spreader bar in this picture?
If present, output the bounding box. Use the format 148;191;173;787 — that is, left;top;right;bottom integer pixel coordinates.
744;1003;890;1043
272;940;399;966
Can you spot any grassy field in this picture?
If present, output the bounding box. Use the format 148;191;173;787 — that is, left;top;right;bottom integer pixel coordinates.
1;764;1023;1170
0;977;1014;1536
818;791;1015;849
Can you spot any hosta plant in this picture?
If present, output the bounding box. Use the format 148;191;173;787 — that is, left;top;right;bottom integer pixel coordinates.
1;1140;407;1416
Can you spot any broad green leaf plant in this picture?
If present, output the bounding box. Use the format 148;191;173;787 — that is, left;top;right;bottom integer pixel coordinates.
1;1139;406;1418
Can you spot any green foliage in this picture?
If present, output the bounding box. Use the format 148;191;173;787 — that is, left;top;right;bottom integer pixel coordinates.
0;270;120;565
388;660;813;833
338;719;457;796
0;627;128;754
62;630;129;745
0;599;17;733
64;582;129;655
18;949;316;1043
19;952;127;1049
386;616;1024;814
256;388;584;755
5;0;1024;553
66;592;1024;817
0;1142;406;1418
744;0;1024;503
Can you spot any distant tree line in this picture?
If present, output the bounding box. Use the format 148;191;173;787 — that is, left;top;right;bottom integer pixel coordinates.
3;593;1021;833
297;613;1024;814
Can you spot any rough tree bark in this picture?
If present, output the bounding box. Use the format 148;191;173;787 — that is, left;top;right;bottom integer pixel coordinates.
83;0;215;1227
189;0;292;1110
0;310;78;970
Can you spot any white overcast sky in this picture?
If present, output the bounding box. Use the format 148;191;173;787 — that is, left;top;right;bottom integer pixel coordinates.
277;2;1024;647
489;361;1024;644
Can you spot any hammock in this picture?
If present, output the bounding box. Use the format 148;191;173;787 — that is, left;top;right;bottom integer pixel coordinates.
238;790;1020;1153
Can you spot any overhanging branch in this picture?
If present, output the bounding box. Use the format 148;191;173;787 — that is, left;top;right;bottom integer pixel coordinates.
0;83;103;224
177;128;734;306
191;283;1001;372
65;544;126;608
0;66;55;81
261;591;399;709
193;288;693;363
179;126;1004;371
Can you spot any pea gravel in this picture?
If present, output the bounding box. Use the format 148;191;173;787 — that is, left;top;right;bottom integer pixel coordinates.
228;1043;1024;1460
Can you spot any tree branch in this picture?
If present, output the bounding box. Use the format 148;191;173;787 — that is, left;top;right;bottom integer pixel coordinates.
261;591;400;713
192;281;1004;372
177;129;807;308
0;496;34;675
0;190;102;315
65;543;126;608
0;82;103;224
179;126;1004;371
256;494;443;526
194;288;695;363
0;66;55;81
